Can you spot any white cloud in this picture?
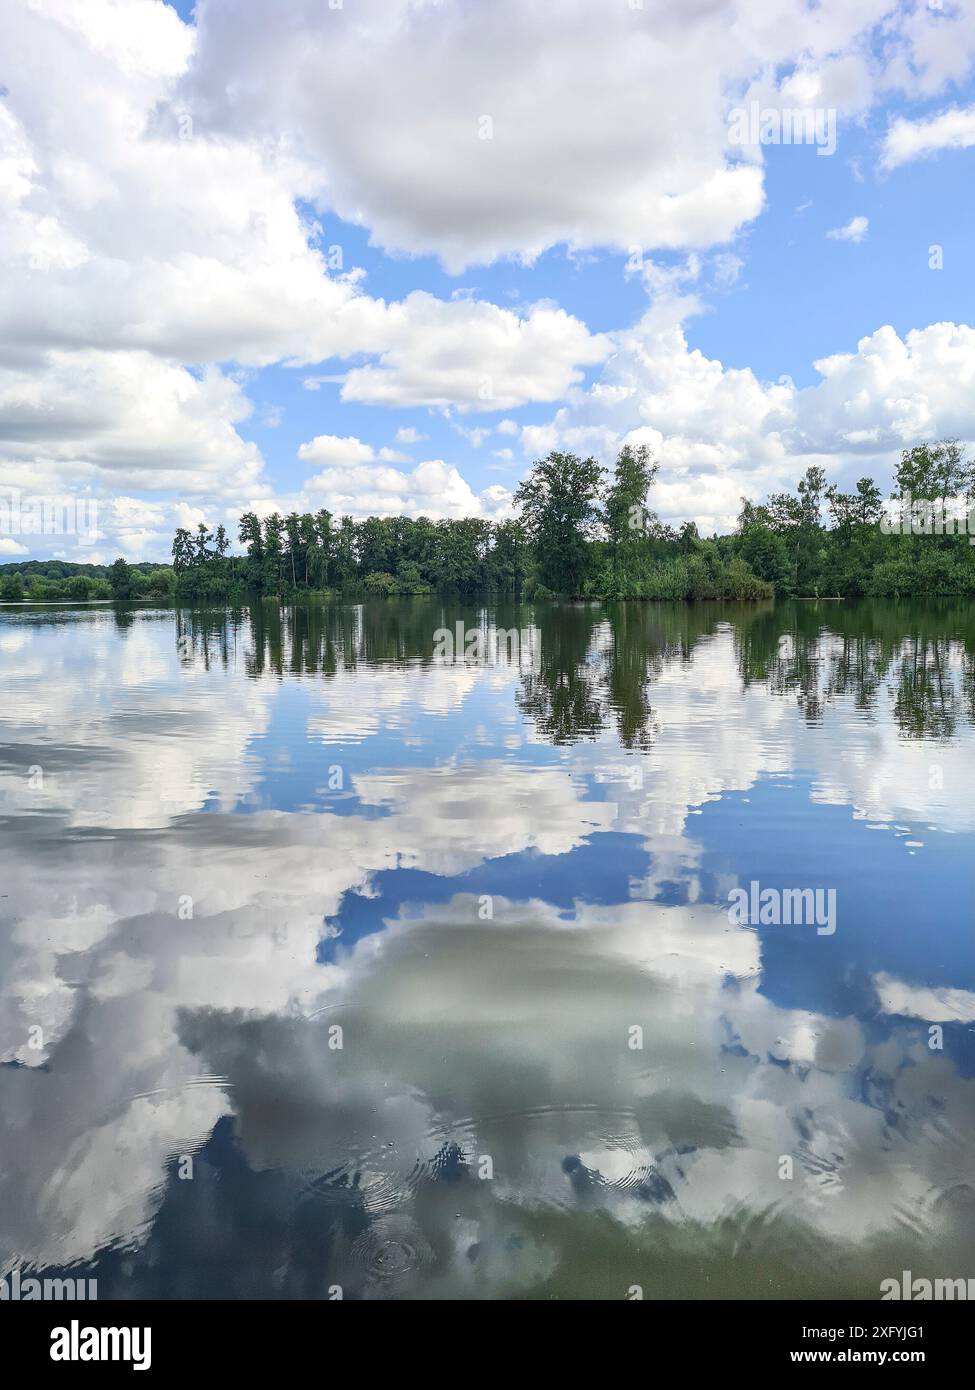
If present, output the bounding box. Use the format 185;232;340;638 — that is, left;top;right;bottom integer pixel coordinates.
0;538;29;556
881;103;975;169
179;0;775;271
297;434;408;468
301;456;513;524
171;0;975;271
519;278;975;532
340;294;610;412
291;436;514;521
0;0;609;442
874;973;975;1024
0;349;265;501
826;215;869;243
3;0;975;549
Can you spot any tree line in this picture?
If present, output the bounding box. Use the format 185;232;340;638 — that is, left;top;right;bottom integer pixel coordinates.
169;445;772;603
0;558;172;603
4;439;972;605
168;439;975;603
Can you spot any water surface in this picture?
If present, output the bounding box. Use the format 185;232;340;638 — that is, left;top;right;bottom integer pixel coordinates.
1;598;973;1299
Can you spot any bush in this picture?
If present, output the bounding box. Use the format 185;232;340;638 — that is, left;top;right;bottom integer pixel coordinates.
147;568;176;598
394;560;432;594
869;550;973;596
364;571;398;596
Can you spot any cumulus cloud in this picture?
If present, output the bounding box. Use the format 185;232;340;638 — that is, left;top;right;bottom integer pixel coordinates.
3;0;975;553
881;103;975;168
0;0;611;546
297;435;408;468
299;448;514;523
0;1;608;378
826;215;869;243
0;349;264;497
175;0;975;270
515;267;975;532
340;294;610;412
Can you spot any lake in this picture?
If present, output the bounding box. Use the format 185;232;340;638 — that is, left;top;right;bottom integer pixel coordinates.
1;597;973;1300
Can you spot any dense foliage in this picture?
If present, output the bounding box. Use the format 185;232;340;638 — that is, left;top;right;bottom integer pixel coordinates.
0;559;173;602
7;439;973;606
167;440;975;603
735;441;975;598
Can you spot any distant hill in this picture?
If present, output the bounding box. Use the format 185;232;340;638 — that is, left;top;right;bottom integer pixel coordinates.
0;559;169;578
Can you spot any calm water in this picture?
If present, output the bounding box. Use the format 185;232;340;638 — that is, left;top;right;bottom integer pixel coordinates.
1;597;973;1300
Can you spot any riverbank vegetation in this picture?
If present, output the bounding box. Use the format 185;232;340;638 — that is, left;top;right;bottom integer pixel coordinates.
5;440;973;605
167;440;975;604
0;558;173;603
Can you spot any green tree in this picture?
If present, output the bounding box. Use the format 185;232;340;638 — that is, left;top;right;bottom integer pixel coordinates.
604;444;657;596
514;451;605;594
193;523;213;566
172;527;195;573
307;509;333;588
67;574;92;599
238;512;264;589
148;568;176;598
284;512;303;588
262;514;285;592
895;439;969;505
486;519;529;593
107;557;135;599
740;525;791;594
333;516;358;587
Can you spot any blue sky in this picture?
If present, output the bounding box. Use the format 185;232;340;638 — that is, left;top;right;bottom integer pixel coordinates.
2;0;975;560
236;108;975;511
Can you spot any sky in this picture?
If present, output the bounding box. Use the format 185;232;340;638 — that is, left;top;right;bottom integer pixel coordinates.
1;0;974;564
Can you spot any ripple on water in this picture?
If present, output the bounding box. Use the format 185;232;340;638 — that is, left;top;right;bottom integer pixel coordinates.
350;1214;435;1285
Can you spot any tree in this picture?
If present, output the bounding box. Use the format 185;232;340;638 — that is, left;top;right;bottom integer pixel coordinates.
239;512;263;560
67;574;92;599
763;467;828;593
514;451;605;594
826;478;884;536
262;513;285;592
194;523;213;566
307;509;333;589
148;568;176;598
172;527;195;573
298;514;317;587
284;512;302;587
797;465;826;527
107;558;134;599
364;571;397;596
604;444;657;595
895;439;968;505
486;519;529;593
852;477;884;527
740;525;791;593
238;512;264;588
333;516;358;587
432;517;490;593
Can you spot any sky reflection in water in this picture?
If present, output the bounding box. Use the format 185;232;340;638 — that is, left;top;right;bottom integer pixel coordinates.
0;598;973;1299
